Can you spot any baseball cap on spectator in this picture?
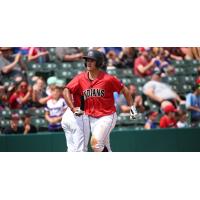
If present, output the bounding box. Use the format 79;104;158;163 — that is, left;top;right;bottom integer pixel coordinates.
55;79;65;88
47;76;57;85
164;104;177;114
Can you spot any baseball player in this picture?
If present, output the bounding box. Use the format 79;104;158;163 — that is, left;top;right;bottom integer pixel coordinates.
61;85;90;152
64;50;138;152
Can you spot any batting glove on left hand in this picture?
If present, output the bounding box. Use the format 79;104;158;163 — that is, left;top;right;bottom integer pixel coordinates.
130;106;138;120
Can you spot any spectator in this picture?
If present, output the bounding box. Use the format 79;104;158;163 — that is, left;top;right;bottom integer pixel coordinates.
163;48;185;61
56;47;83;62
186;84;200;123
8;80;32;109
28;47;49;63
45;83;67;132
32;77;51;106
159;104;177;128
176;110;189;128
106;50;120;68
0;47;27;81
119;47;138;68
22;113;37;134
134;47;157;77
143;68;185;110
2;113;24;134
116;83;145;113
144;111;158;129
184;47;200;60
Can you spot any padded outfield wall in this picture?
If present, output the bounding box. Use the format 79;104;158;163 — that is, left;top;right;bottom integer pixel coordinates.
0;128;200;152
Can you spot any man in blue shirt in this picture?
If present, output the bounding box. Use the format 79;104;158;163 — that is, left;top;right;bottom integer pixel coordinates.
186;84;200;122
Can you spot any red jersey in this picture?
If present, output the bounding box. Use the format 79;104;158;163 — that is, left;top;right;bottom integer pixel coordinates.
66;71;124;117
159;115;177;128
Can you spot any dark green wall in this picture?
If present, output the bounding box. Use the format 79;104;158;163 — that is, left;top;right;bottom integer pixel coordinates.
0;128;200;152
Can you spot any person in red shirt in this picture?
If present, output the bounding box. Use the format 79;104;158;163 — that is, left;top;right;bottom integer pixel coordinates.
134;48;156;77
159;104;178;128
9;81;32;109
63;50;138;152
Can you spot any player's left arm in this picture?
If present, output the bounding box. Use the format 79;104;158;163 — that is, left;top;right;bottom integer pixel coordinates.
121;86;138;119
111;75;138;119
120;86;134;107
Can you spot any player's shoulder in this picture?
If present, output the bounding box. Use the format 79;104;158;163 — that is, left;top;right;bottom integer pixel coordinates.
74;71;87;79
101;71;118;80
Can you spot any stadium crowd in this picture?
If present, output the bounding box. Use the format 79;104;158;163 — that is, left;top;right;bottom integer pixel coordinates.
1;47;200;134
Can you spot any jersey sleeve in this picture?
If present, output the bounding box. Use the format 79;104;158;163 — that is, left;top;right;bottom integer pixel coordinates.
66;75;80;94
110;76;124;93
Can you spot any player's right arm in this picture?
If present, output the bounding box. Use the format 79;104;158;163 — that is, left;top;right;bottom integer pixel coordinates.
63;88;76;113
63;74;84;116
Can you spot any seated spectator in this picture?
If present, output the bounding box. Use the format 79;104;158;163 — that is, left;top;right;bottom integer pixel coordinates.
45;83;67;132
106;50;120;68
159;104;177;128
56;47;83;62
118;47;138;68
32;77;51;106
134;47;157;77
153;48;174;73
28;47;49;63
8;80;32;109
144;111;158;129
163;48;185;61
143;68;185;110
0;47;27;81
176;110;189;128
22;113;37;134
186;84;200;122
2;113;24;134
116;83;145;113
183;47;200;60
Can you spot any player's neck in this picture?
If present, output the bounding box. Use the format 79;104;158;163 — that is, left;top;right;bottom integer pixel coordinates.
88;69;100;81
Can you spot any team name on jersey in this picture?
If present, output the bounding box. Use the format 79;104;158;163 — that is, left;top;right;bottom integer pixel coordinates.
83;88;105;99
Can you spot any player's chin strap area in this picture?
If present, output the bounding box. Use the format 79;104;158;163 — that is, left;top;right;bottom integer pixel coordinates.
130;105;138;120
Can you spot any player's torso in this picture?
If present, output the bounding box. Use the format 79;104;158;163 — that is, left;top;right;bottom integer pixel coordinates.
79;72;116;117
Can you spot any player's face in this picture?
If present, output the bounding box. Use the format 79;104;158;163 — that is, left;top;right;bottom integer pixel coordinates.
86;58;97;71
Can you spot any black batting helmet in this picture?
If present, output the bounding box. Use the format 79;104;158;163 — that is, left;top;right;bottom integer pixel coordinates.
83;50;104;68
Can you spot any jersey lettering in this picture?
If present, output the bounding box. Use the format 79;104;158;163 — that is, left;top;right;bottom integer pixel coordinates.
83;88;105;99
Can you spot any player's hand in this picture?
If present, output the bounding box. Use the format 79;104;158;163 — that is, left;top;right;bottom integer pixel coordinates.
73;107;84;116
130;105;138;120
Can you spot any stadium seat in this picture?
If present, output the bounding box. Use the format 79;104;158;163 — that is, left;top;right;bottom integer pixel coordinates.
72;62;85;69
121;69;133;78
28;63;42;71
0;109;12;119
61;62;73;70
55;71;74;79
43;63;57;71
0;119;10;128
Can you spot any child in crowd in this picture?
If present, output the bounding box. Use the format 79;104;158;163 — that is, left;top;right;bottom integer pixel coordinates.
45;82;67;132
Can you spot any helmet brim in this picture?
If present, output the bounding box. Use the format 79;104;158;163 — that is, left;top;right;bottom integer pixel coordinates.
83;56;97;61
